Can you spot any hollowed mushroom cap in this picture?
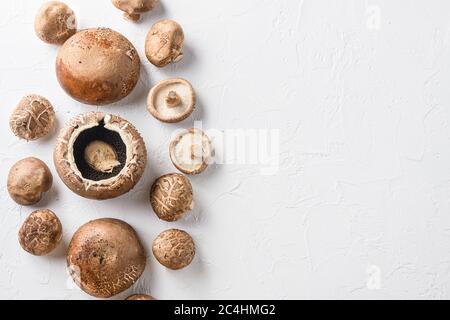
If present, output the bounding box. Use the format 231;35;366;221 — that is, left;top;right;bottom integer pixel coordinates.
67;218;146;298
112;0;158;22
18;209;62;256
147;78;196;123
150;173;194;222
34;1;77;45
56;28;140;105
9;94;56;141
169;128;213;175
152;229;195;270
54;112;147;200
126;294;155;300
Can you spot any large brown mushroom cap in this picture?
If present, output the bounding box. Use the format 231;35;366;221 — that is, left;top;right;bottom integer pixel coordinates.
147;78;196;123
145;19;184;67
112;0;158;21
9;94;56;141
126;294;155;300
67;218;146;298
170;128;213;175
7;157;53;206
150;173;194;222
18;209;62;256
56;28;140;105
35;1;77;45
152;229;195;270
54;112;147;200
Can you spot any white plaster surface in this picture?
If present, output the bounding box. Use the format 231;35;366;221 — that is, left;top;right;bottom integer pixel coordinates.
1;0;450;300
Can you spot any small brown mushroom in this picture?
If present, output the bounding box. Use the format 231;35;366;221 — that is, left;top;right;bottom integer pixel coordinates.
18;209;62;256
67;218;146;298
126;294;155;300
112;0;158;22
145;19;184;67
56;28;141;105
170;128;213;175
152;229;195;270
147;78;196;123
54;112;147;200
9;94;56;141
150;173;194;222
35;1;77;45
7;157;53;206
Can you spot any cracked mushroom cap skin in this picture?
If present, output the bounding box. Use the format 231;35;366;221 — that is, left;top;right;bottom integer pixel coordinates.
152;229;195;270
147;78;196;123
35;1;77;45
67;218;146;298
18;209;62;256
145;19;184;67
7;157;53;206
54;112;147;200
150;173;194;222
9;94;56;141
170;128;213;175
126;294;155;300
112;0;158;22
56;28;140;105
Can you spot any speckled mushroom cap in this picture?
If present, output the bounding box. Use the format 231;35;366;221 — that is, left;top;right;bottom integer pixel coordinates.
147;78;196;123
170;128;213;175
56;28;140;105
67;218;146;298
145;19;184;67
126;294;155;300
150;173;194;222
34;1;77;45
9;94;56;141
54;112;147;200
18;209;62;256
112;0;158;21
152;229;195;270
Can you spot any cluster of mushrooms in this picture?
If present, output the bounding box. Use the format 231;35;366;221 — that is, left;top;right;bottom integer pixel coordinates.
7;1;213;299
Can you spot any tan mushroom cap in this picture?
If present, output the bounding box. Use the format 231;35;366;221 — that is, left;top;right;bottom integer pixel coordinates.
7;157;53;206
54;112;147;200
150;173;194;222
145;19;184;67
67;218;146;298
112;0;158;21
18;209;62;256
126;294;155;300
147;78;196;123
170;128;213;175
152;229;195;270
35;1;77;45
56;28;140;105
9;94;56;141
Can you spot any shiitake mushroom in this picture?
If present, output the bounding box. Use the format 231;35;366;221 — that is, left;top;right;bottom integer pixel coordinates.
18;209;62;256
150;173;194;222
9;94;56;141
152;229;195;270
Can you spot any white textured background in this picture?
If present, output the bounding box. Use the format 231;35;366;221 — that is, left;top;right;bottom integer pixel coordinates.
0;0;450;300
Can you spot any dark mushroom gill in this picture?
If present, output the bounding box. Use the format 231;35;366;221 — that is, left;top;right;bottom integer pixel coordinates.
72;121;126;181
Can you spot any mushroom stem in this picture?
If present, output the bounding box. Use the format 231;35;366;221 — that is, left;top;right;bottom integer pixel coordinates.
165;91;181;108
124;12;141;22
190;144;204;160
